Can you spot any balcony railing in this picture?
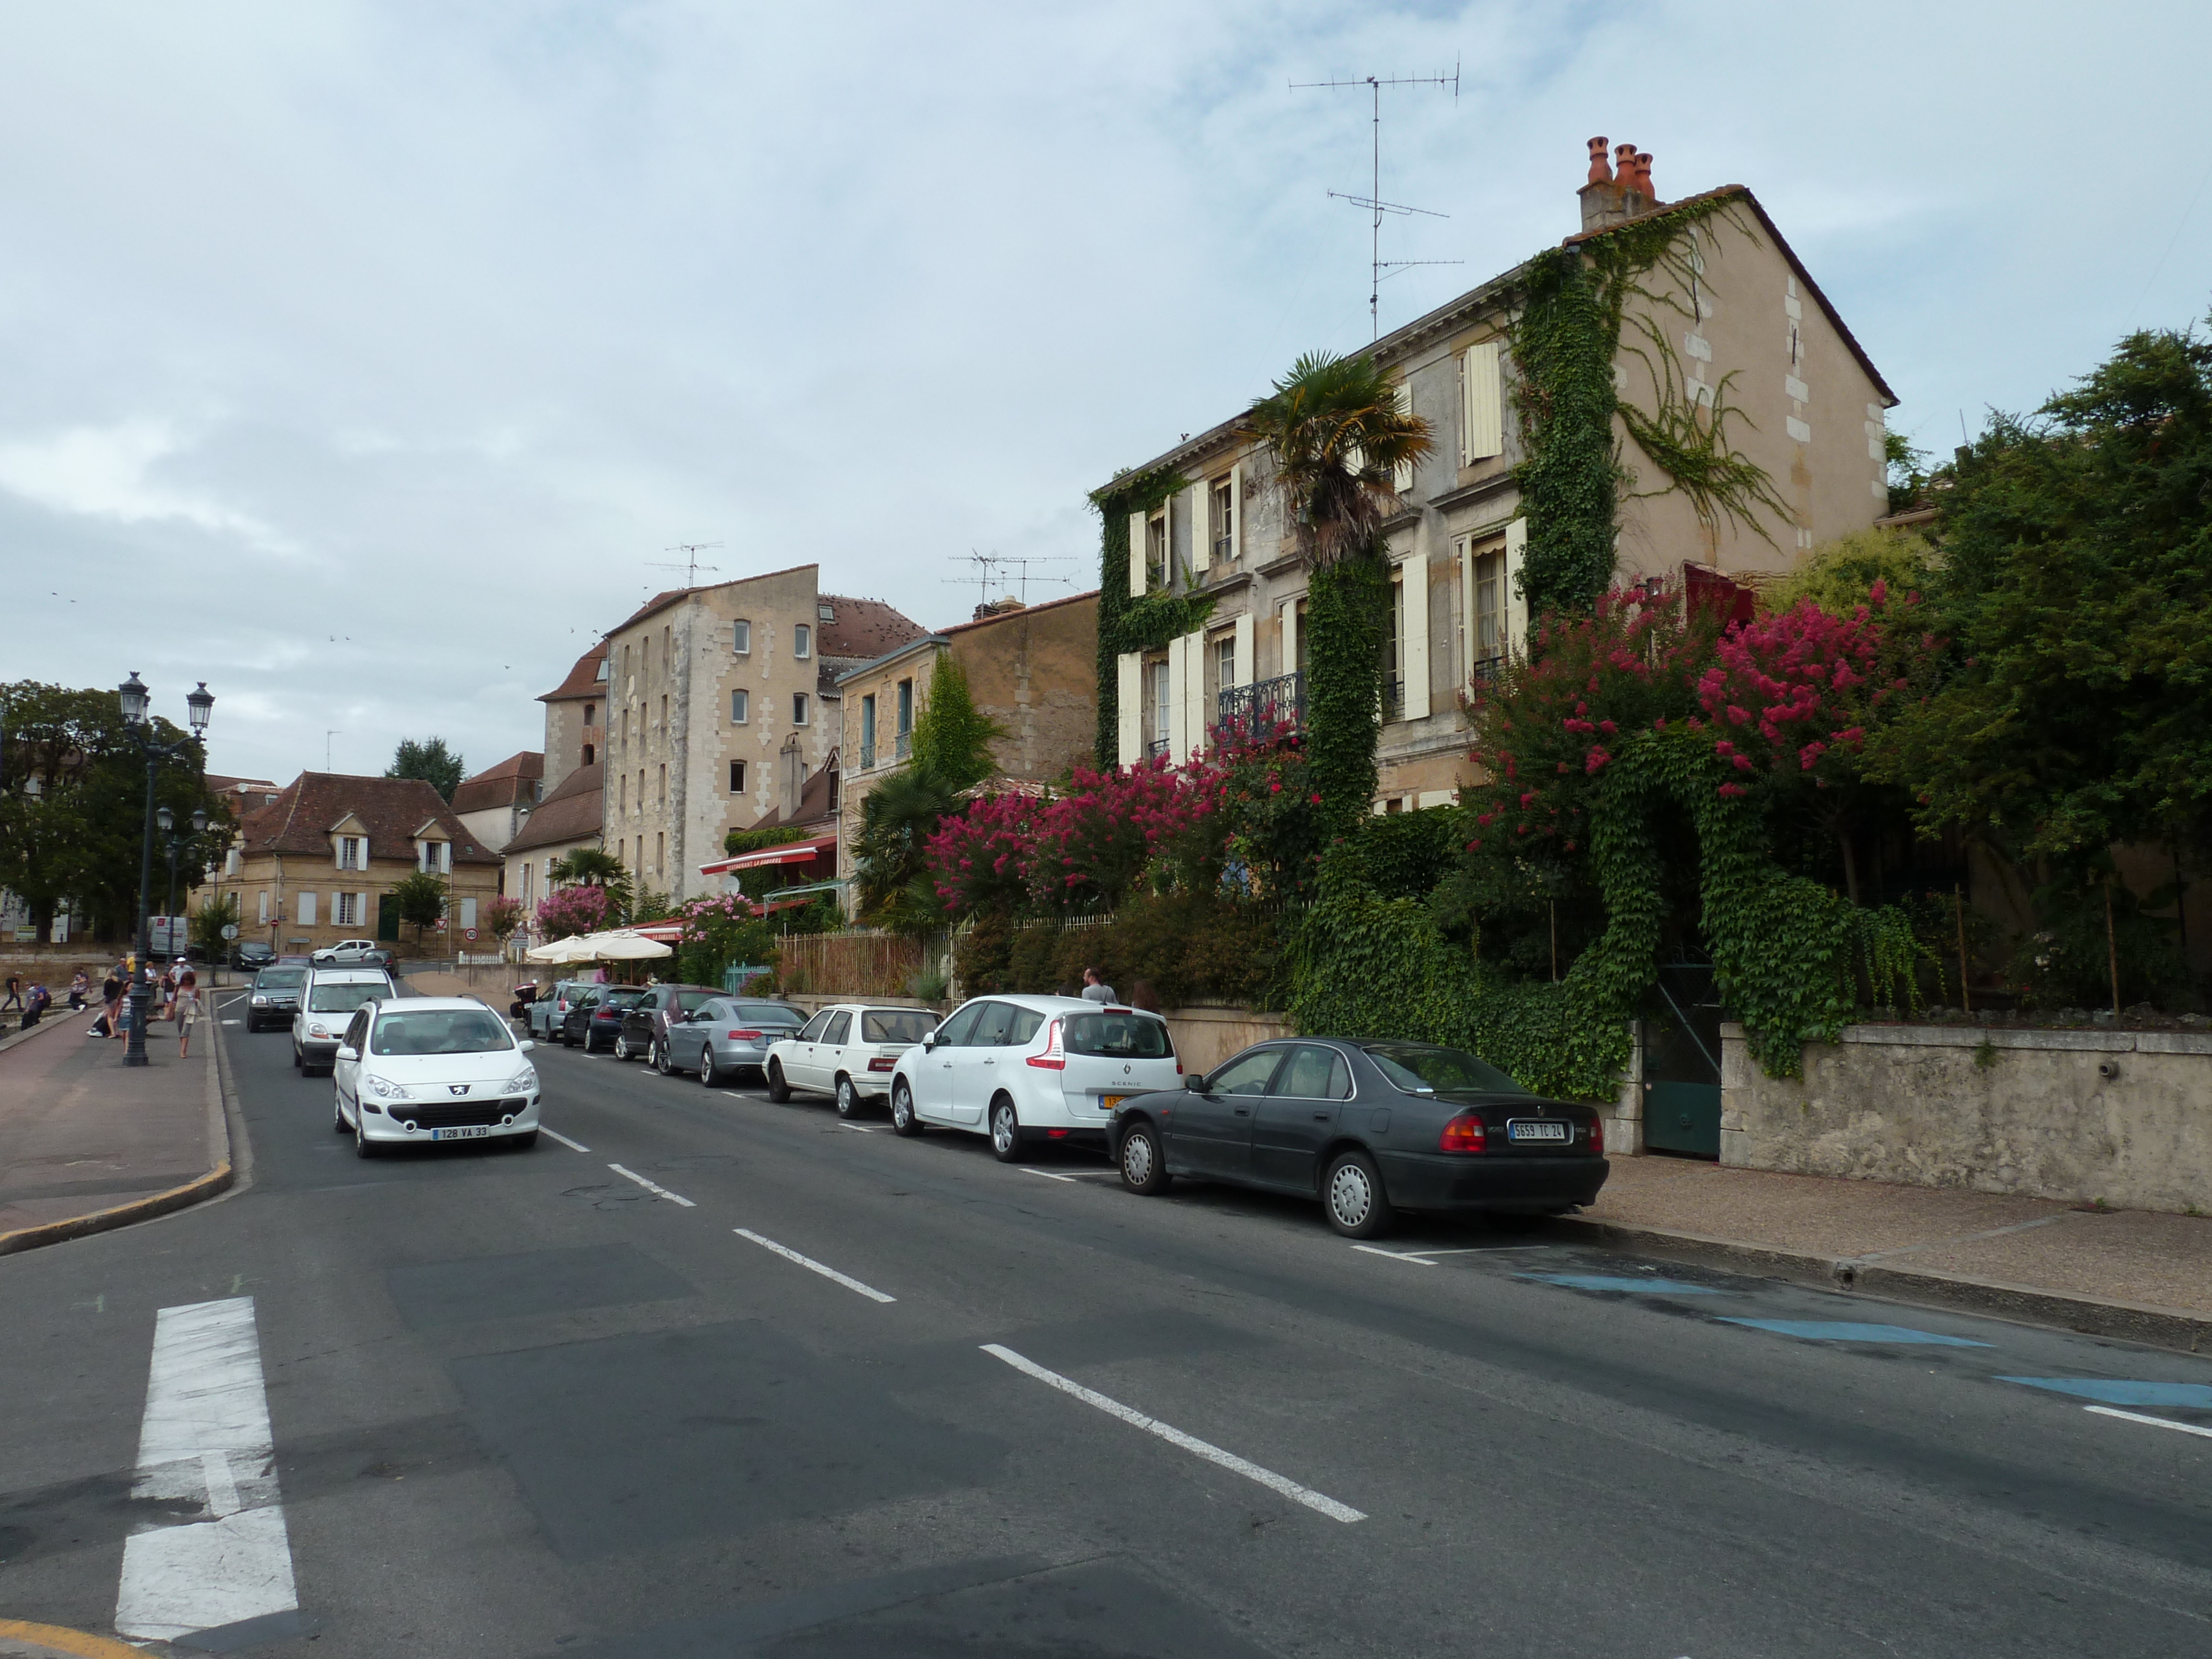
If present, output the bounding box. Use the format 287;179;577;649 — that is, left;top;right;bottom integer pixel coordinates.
858;743;875;771
1214;671;1306;747
1144;737;1170;760
1469;654;1506;691
1381;677;1404;722
1212;535;1234;564
894;731;912;762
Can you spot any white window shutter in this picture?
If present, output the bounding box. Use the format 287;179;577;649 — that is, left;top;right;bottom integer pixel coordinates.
1280;600;1298;681
1187;483;1208;574
1232;612;1254;688
1461;340;1503;464
462;896;478;930
1401;552;1431;719
299;891;316;926
1228;461;1244;559
1165;634;1188;763
1117;652;1144;765
1128;512;1146;597
1503;516;1529;655
1185;628;1209;757
1394;381;1415;493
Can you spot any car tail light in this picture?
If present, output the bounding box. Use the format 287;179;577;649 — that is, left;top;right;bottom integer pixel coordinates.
1588;1115;1604;1155
1438;1115;1487;1154
727;1029;761;1041
868;1056;897;1072
1026;1018;1066;1070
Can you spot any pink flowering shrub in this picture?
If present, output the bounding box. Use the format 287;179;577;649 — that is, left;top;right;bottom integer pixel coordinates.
535;883;614;938
1029;758;1218;912
925;791;1041;915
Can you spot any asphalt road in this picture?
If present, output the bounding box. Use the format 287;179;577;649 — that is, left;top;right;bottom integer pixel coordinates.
3;989;2210;1657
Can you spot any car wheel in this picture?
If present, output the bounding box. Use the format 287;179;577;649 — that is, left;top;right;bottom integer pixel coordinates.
833;1074;859;1118
1323;1149;1394;1239
585;1030;601;1054
766;1060;791;1103
510;1130;538;1151
989;1097;1025;1163
652;1039;671;1076
291;1044;302;1069
889;1079;922;1137
333;1093;349;1134
354;1110;382;1160
700;1049;722;1087
1118;1121;1170;1194
613;1034;633;1061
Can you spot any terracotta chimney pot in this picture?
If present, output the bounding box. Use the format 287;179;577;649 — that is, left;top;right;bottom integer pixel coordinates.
1615;142;1638;188
1586;137;1613;185
1636;152;1657;201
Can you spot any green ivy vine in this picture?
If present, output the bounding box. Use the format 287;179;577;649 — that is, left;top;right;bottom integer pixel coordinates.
1505;196;1793;620
1089;464;1214;766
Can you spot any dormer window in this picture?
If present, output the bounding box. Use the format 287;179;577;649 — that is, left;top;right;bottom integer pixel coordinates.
595;658;609;682
416;839;451;874
337;836;362;870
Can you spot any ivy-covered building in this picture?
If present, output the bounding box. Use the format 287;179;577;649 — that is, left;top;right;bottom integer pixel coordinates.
1095;143;1897;809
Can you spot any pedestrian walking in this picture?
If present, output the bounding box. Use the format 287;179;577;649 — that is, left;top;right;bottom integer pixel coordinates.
1;973;20;1013
101;965;125;1039
67;970;88;1011
159;962;180;1021
174;972;201;1057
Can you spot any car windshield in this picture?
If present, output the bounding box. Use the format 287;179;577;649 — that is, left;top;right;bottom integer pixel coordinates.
1365;1045;1530;1097
308;983;384;1014
1064;1011;1173;1058
258;969;306;989
597;988;648;1010
862;1010;934;1044
370;1008;515;1056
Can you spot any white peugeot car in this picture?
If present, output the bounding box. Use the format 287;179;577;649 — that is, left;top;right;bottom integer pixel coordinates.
332;997;542;1159
764;1004;938;1117
887;994;1181;1160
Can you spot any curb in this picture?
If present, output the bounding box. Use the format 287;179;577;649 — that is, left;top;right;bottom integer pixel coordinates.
0;1162;234;1257
1550;1213;2212;1355
0;1617;150;1657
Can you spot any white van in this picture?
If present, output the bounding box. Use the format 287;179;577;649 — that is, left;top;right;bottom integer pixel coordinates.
294;966;397;1074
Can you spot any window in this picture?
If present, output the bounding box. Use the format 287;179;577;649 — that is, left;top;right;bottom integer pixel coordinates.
298;891;316;926
820;1011;851;1045
896;677;913;754
1207;1048;1284;1095
659;693;667;737
794;623;812;660
1213;632;1235;694
595;658;608;682
335;892;360;927
733;619;752;655
258;891;269;924
860;693;877;767
818;602;836;622
794;692;810;726
731;688;749;724
639;770;646;815
1272;1044;1354;1099
658;763;666;808
729;759;748;794
582;743;596;765
337;836;361;870
1473;548;1504;663
1295;599;1311;675
862;1009;934;1044
1368;1044;1529;1097
1150;659;1170;739
1383;573;1404;719
1065;1012;1173;1058
618;772;628;812
1145;510;1168;590
583;702;596;727
932;1003;983;1046
655;832;664;874
798;1010;834;1043
619;708;629;752
1210;477;1235;562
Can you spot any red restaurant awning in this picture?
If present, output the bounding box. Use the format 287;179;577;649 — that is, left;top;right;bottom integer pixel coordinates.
697;833;837;877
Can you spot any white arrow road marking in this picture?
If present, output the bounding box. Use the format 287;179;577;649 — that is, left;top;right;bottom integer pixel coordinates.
608;1163;695;1206
981;1343;1365;1524
114;1297;298;1643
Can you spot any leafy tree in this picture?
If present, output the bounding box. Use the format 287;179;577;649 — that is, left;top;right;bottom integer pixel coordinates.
536;883;613;938
547;846;633;920
190;893;240;958
385;737;465;802
388;870;448;949
483;896;525;952
851;766;961;934
1764;529;1937;619
909;655;1004;791
1240;351;1433;828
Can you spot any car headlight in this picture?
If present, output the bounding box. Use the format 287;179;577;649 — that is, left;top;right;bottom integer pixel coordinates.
504;1066;538;1094
309;1024;330;1037
252;995;268;1005
363;1074;411;1101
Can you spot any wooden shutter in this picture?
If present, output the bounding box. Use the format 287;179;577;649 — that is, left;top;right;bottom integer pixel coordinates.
1232;612;1254;688
1503;517;1529;655
1228;461;1245;559
1460;340;1503;465
1280;600;1298;681
1117;653;1143;764
1128;511;1146;597
1165;635;1188;763
1187;483;1209;574
1400;551;1431;719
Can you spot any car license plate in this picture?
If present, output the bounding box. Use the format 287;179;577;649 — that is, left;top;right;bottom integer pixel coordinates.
1100;1094;1128;1112
1506;1119;1569;1143
431;1126;491;1141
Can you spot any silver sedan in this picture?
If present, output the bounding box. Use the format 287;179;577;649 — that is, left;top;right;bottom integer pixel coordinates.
664;997;806;1086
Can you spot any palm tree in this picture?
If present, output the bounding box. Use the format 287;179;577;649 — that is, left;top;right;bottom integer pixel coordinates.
1241;351;1433;824
851;766;962;935
547;846;634;925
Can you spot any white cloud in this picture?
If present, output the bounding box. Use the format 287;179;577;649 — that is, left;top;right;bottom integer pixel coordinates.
0;418;292;552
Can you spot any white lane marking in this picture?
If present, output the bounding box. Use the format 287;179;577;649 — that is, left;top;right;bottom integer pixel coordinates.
981;1343;1365;1524
837;1123;875;1134
1352;1244;1438;1265
734;1228;896;1302
114;1297;299;1642
540;1127;591;1152
608;1163;695;1207
220;1019;242;1026
1020;1167;1078;1183
2086;1404;2212;1441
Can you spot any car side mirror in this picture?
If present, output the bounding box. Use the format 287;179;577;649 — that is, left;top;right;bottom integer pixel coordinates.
922;1032;937;1051
518;1039;535;1051
336;1045;358;1062
1185;1072;1208;1092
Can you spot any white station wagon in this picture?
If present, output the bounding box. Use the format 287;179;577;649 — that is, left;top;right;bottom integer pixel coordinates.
886;994;1181;1160
765;1004;937;1117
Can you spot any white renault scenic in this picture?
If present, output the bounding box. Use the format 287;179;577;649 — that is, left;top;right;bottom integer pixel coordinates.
332;997;542;1159
887;994;1181;1160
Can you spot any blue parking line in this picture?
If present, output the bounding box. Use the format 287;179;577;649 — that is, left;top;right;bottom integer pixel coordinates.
1999;1378;2212;1408
1720;1319;1990;1347
1520;1274;1723;1295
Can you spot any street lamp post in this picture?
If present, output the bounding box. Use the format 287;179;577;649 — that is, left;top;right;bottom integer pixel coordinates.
118;672;213;1068
157;804;210;966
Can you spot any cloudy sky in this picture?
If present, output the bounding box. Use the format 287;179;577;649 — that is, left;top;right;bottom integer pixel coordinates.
3;1;2206;787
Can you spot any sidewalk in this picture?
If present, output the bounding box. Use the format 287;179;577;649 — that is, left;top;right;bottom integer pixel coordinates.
1568;1154;2212;1351
0;1000;229;1251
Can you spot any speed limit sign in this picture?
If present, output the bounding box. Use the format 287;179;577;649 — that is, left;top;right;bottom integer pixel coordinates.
465;927;479;941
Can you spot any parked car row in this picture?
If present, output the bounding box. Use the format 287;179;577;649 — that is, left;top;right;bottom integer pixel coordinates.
547;984;1611;1239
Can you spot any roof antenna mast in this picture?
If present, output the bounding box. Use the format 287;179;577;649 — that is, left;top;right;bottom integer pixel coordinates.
1291;63;1463;338
649;541;724;588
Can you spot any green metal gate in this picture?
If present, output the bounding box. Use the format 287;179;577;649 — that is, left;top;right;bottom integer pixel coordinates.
1641;963;1723;1159
377;893;401;943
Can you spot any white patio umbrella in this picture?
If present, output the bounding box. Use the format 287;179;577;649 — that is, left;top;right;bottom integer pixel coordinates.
525;935;601;964
585;929;674;961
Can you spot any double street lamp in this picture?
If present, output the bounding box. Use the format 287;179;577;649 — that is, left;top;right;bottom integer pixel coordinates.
117;671;213;1068
158;803;210;958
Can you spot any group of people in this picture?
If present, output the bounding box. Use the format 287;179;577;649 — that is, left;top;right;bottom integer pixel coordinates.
0;961;200;1052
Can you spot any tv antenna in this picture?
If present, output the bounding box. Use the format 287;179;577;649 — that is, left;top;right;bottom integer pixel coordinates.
649;541;723;587
1292;65;1464;337
943;550;1076;610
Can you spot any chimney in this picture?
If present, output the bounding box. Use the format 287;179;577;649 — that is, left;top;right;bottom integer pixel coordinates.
779;738;804;822
1578;138;1662;232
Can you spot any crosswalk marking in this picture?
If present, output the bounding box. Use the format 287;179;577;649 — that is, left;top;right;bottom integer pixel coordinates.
114;1297;299;1644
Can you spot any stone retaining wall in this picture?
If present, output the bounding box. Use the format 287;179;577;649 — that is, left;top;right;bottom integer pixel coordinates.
1720;1021;2212;1214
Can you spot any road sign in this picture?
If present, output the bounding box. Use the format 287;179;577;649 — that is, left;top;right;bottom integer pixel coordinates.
465;927;478;941
221;924;240;941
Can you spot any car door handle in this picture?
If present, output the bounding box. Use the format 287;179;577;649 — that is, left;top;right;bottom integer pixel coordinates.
1313;1112;1331;1121
1233;1106;1250;1116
